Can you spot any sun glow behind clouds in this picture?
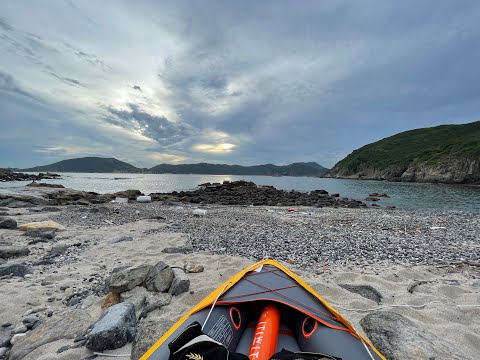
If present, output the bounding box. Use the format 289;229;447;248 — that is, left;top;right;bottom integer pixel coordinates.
148;152;187;163
193;143;236;153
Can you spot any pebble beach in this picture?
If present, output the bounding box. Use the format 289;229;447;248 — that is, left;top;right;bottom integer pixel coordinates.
0;185;479;359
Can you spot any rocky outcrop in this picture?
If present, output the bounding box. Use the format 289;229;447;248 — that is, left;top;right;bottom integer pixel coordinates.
8;309;92;360
150;181;366;208
328;157;480;184
360;311;468;360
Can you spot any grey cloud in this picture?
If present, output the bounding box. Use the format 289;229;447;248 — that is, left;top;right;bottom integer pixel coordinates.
0;71;38;101
46;71;85;87
0;18;13;31
61;41;110;71
105;103;194;146
132;85;142;92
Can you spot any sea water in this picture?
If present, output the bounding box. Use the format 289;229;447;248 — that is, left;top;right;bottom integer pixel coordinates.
2;172;479;213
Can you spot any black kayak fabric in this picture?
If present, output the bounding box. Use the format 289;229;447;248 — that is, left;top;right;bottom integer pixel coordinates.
168;322;341;360
168;322;248;360
270;349;342;360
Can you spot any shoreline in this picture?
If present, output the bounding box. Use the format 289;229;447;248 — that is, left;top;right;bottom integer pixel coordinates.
0;187;479;359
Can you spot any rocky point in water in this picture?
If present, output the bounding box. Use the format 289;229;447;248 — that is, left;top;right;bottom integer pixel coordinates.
151;180;366;208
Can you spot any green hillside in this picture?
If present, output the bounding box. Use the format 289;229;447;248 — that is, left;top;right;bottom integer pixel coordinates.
328;121;480;183
149;162;328;176
22;157;141;173
22;158;328;176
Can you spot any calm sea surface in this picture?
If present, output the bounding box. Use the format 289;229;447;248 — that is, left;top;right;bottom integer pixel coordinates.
3;173;480;213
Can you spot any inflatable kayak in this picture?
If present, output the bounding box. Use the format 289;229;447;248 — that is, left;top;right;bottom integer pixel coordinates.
141;259;385;360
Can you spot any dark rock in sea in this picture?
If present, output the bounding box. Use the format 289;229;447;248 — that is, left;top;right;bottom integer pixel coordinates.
339;284;383;304
360;311;468;360
0;263;33;277
85;302;136;351
0;218;17;229
369;192;390;198
109;265;152;293
145;261;173;293
365;197;380;201
169;268;190;296
150;181;367;209
0;246;30;259
26;182;64;188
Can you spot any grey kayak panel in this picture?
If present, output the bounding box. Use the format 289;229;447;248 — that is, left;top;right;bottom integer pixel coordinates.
293;316;383;360
218;265;347;330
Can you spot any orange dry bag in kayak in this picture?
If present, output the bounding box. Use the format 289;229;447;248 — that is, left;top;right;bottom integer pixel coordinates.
248;303;281;360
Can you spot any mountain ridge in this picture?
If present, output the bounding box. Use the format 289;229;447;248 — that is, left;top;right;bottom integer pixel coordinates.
21;157;329;177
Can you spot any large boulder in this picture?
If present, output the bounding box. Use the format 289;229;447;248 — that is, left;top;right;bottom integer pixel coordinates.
85;302;136;351
131;318;176;360
120;286;147;312
0;262;33;277
0;246;30;259
9;309;92;360
109;265;152;293
145;261;173;292
339;284;383;304
169;268;190;296
0;218;17;229
360;311;468;360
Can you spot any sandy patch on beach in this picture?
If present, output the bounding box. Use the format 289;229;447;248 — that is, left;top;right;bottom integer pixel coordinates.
0;210;479;359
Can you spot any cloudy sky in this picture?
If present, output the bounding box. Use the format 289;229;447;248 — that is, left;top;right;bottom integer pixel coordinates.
1;1;479;168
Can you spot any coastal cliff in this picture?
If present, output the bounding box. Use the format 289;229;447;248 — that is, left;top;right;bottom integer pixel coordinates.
327;121;480;184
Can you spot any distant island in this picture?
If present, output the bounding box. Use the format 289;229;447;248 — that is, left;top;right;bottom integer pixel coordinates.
326;121;480;184
20;157;329;177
